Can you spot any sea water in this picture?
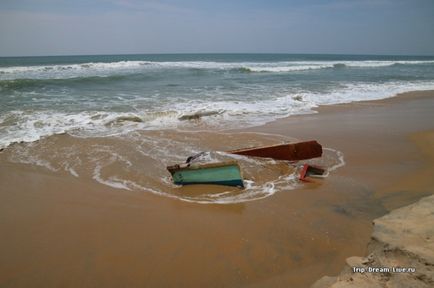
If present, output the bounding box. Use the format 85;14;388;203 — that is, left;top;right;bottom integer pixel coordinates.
1;53;434;149
1;54;434;203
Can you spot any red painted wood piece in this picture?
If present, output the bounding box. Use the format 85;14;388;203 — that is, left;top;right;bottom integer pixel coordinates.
299;164;326;181
299;164;310;181
228;140;322;161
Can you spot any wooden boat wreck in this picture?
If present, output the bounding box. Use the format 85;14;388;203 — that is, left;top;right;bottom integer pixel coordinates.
167;160;244;187
227;140;322;161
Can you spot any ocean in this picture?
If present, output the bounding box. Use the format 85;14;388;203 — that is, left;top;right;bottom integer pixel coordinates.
1;53;434;203
2;53;434;149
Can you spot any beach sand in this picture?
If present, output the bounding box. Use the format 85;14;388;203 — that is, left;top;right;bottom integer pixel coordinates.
1;91;433;287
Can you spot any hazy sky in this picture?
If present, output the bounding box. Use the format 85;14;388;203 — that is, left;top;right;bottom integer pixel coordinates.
0;0;433;56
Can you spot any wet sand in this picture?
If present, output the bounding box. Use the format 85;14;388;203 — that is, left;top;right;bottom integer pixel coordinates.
1;91;434;287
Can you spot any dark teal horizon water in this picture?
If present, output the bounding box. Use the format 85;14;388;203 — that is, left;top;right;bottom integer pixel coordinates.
2;53;434;66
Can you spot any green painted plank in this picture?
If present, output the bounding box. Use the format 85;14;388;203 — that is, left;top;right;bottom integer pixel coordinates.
171;162;244;187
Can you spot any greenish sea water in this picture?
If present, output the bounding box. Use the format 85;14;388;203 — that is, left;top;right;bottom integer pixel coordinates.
1;53;434;148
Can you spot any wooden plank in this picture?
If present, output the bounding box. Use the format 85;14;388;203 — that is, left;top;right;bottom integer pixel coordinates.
227;140;322;161
167;160;244;187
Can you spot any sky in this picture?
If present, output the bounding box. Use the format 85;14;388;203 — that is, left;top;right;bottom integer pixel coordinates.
0;0;433;56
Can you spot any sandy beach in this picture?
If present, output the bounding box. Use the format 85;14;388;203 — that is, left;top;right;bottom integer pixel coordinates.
1;90;434;287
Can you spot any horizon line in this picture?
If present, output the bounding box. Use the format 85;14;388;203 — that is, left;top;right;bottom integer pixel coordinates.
1;52;434;58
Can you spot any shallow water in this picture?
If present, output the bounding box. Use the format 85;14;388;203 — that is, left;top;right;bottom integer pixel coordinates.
3;131;344;204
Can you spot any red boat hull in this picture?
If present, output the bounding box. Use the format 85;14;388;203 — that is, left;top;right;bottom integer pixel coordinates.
228;140;322;161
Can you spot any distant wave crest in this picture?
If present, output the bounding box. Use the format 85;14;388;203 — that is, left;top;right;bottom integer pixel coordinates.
0;74;129;90
1;59;434;80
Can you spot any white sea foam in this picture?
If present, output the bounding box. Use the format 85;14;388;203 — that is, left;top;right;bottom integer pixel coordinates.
93;164;131;190
68;167;79;177
6;143;58;171
326;148;346;172
303;148;346;178
4;126;346;204
1;59;434;80
239;60;434;72
2;80;434;150
0;61;152;80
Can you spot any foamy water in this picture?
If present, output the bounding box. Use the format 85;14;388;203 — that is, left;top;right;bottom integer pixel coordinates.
3;131;345;204
2;80;434;150
2;59;434;79
1;53;433;203
2;54;434;149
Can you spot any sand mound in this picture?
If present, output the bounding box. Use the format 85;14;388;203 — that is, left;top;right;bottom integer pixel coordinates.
312;194;434;288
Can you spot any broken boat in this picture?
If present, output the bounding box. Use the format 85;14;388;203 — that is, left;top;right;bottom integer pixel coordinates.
227;140;322;161
299;164;326;181
167;160;244;187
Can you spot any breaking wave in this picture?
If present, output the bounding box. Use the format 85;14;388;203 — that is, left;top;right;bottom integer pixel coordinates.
2;80;434;150
2;59;434;80
0;74;130;90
